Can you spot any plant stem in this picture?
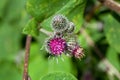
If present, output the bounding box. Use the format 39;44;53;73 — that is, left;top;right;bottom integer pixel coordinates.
98;0;120;14
39;28;52;36
23;35;32;80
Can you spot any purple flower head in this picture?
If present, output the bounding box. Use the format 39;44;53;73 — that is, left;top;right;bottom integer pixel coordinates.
46;37;66;56
72;45;84;59
66;38;84;59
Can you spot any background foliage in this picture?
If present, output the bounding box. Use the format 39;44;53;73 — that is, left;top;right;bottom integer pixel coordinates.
0;0;120;80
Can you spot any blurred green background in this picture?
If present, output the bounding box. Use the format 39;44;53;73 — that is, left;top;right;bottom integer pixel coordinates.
0;0;120;80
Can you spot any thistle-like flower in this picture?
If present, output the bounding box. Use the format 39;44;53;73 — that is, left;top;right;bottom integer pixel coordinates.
51;14;69;32
67;38;85;59
72;45;84;59
45;36;67;56
44;14;85;60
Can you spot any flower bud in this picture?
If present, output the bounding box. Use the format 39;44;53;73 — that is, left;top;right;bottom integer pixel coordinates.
51;14;69;32
66;22;75;33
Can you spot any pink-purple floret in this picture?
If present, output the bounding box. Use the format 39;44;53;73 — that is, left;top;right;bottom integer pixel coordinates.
72;45;79;54
48;38;66;55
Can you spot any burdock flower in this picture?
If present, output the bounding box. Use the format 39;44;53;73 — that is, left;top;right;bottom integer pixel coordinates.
67;38;85;59
44;14;85;60
45;36;67;56
72;45;84;59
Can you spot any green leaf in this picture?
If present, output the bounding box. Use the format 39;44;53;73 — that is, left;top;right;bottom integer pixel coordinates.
67;1;86;32
78;34;88;48
23;18;39;37
106;47;120;71
29;43;76;80
26;0;70;21
26;0;86;32
103;14;120;53
40;0;86;32
40;72;77;80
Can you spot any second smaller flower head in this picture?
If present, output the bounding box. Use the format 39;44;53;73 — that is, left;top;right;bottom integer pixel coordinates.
45;36;67;56
67;38;85;59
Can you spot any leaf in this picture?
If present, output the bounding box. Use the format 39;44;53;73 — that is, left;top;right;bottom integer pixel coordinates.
26;0;86;32
106;47;120;71
103;14;120;53
40;0;86;32
23;18;39;37
67;1;86;32
40;72;77;80
29;43;76;80
26;0;70;21
78;34;88;48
